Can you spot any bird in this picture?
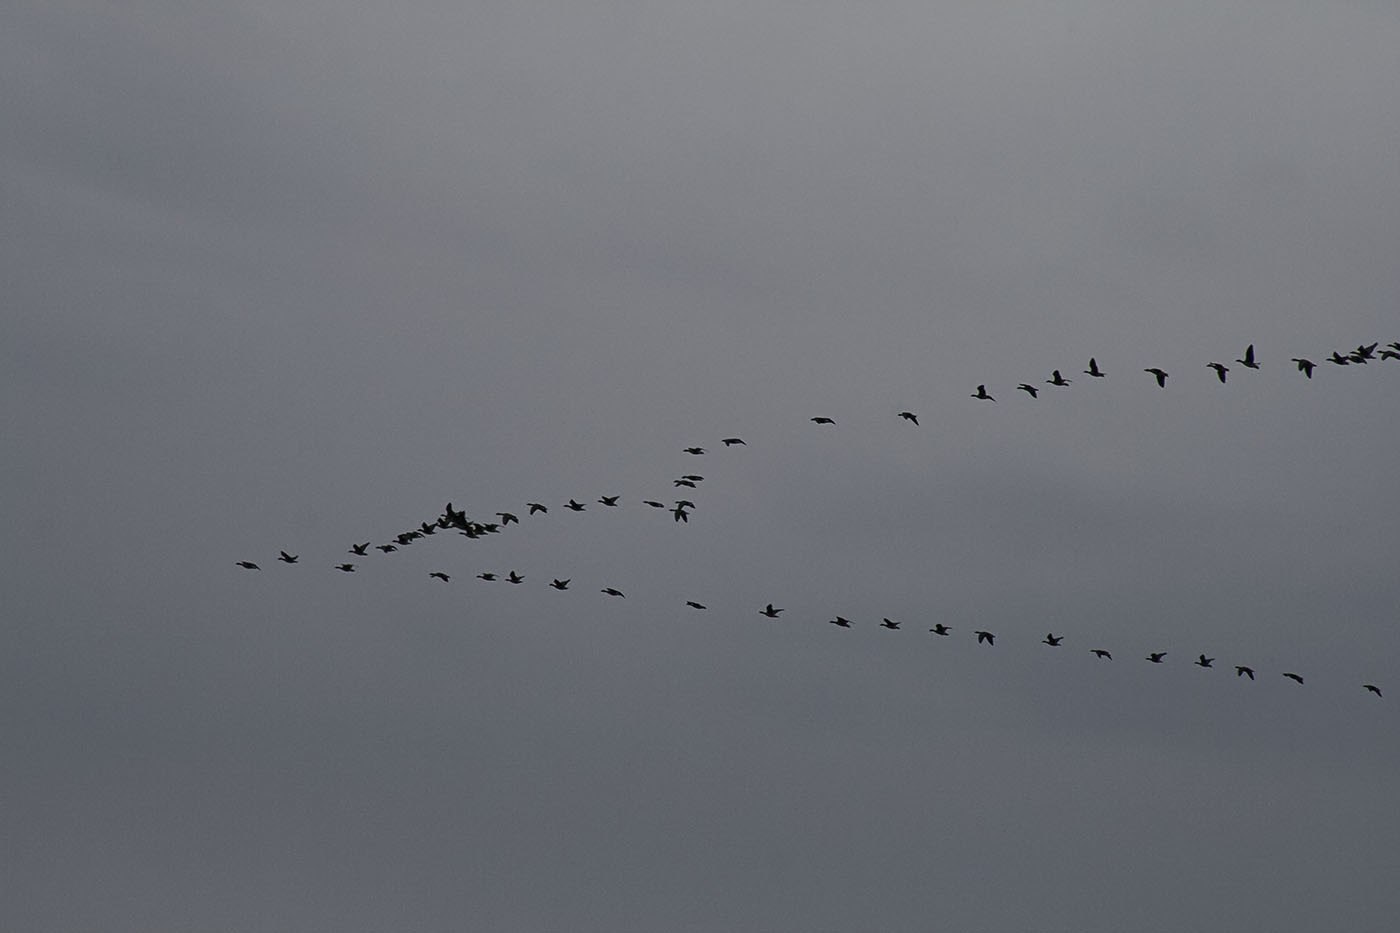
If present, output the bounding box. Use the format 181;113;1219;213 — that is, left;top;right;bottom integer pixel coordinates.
507;571;524;584
527;502;548;515
1236;343;1260;369
684;446;706;454
418;522;437;535
674;479;697;488
1381;349;1400;361
643;500;667;509
672;506;689;523
1146;652;1167;663
1207;362;1229;383
811;417;835;425
1144;368;1169;387
1354;342;1378;361
277;551;299;563
1043;633;1063;646
1084;357;1106;378
598;495;620;507
682;474;704;482
760;604;784;618
550;578;570;590
880;618;901;630
898;411;919;425
428;572;450;582
674;500;696;510
1364;684;1383;697
565;499;586;511
349;542;369;556
721;437;746;446
497;512;519;525
1196;655;1214;668
1328;351;1351;365
477;572;497;581
376;544;397;553
686;601;706;610
971;385;995;401
601;587;625;597
235;561;260;570
974;630;995;645
1091;649;1112;660
335;563;356;572
1291;358;1316;378
1016;383;1039;398
1236;666;1255;680
930;624;951;636
829;616;853;628
1282;673;1305;684
1047;369;1071;387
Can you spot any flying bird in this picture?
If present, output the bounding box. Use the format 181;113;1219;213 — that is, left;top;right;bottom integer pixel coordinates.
497;512;519;525
811;417;835;425
507;571;524;584
335;563;355;572
1084;358;1106;378
684;447;706;454
971;385;995;401
1196;654;1214;668
1016;383;1039;398
1236;343;1260;369
1328;351;1350;365
1047;369;1071;387
672;506;689;522
1091;649;1112;660
686;601;707;610
1282;673;1305;684
643;500;667;508
1291;358;1316;378
477;572;497;581
1144;368;1169;388
277;551;298;564
682;474;704;482
1364;684;1383;697
1206;362;1229;383
527;502;548;515
721;437;746;446
674;479;697;488
601;587;625;597
930;624;951;636
376;544;397;553
898;411;919;425
598;495;620;507
1354;342;1378;361
1236;666;1255;680
1043;633;1063;646
674;500;696;510
760;604;784;618
829;616;853;628
974;630;995;645
236;561;260;570
428;572;450;582
565;499;586;511
349;542;369;556
550;578;571;590
1381;349;1400;361
1146;652;1167;663
880;618;901;630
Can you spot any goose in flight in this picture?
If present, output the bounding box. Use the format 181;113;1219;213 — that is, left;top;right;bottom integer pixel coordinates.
1144;368;1169;388
1042;633;1063;646
930;624;951;636
1235;666;1255;680
1206;362;1229;383
550;578;571;590
1381;348;1400;361
898;411;919;425
1327;351;1350;365
974;630;995;645
684;447;706;455
971;385;995;401
674;479;697;488
1091;649;1112;660
681;474;704;482
721;437;746;446
236;561;260;570
1282;672;1304;684
1047;370;1071;387
527;502;548;515
507;571;524;584
1236;343;1260;369
675;499;696;510
497;512;519;525
277;551;299;564
418;522;437;535
1146;652;1167;663
1291;358;1316;378
598;495;620;507
1084;357;1106;378
643;500;667;508
1016;383;1039;398
829;616;853;628
349;542;369;556
1196;654;1214;668
1364;684;1383;697
376;544;397;553
601;587;625;597
477;572;497;581
811;416;835;425
686;601;707;610
672;506;689;522
1354;342;1378;361
565;499;586;511
760;604;784;618
428;572;450;582
334;563;356;572
880;618;901;630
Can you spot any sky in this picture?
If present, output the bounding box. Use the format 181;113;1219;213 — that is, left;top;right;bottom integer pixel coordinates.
5;2;1400;930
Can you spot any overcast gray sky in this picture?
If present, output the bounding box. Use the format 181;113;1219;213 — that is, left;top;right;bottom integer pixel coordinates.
5;3;1400;930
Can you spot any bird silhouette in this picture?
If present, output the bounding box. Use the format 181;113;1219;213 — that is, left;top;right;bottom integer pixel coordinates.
1016;383;1039;398
277;551;298;564
1144;368;1169;387
672;506;689;522
674;479;697;488
1048;370;1071;387
975;630;995;645
760;604;784;618
335;563;355;572
497;512;519;525
811;417;835;425
477;572;497;581
682;474;704;482
507;571;524;584
1043;633;1063;646
1355;342;1378;361
721;437;746;446
601;587;625;597
686;601;707;610
829;616;853;628
971;385;995;401
898;411;919;425
1091;649;1112;660
550;578;570;590
1207;362;1229;383
1235;666;1255;680
376;544;397;553
1364;684;1383;697
684;447;706;454
1282;673;1304;684
565;499;586;511
429;572;450;582
1328;351;1350;365
418;522;437;535
643;500;667;508
930;624;951;636
675;500;696;510
527;502;548;515
1291;358;1316;378
880;618;901;630
1196;654;1214;668
1146;652;1167;663
1381;349;1400;361
598;495;620;507
1236;344;1260;369
1084;358;1106;378
349;542;369;556
236;561;260;570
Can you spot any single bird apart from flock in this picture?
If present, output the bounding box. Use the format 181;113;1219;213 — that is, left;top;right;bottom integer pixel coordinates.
686;601;707;610
1364;684;1383;697
898;411;919;425
1043;633;1063;646
811;416;835;425
721;437;746;446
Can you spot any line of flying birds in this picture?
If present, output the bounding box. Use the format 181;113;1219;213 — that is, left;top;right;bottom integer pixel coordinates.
238;340;1397;700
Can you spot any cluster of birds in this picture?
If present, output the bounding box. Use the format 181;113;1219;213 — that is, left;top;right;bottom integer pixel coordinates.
238;340;1397;702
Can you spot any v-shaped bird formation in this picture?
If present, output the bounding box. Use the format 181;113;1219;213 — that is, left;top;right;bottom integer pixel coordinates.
238;340;1398;705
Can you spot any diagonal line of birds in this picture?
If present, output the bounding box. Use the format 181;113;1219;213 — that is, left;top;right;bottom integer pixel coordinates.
238;342;1397;703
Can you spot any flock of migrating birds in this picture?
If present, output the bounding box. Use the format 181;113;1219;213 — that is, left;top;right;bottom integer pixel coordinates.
238;342;1397;701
